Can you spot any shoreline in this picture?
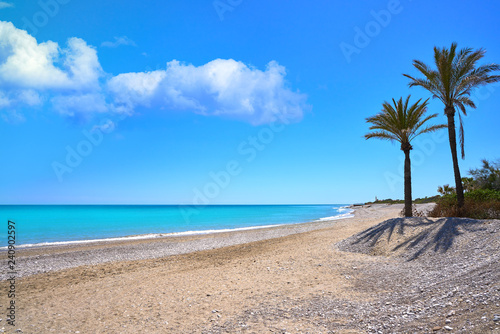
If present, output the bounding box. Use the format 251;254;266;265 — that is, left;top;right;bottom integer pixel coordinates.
2;205;354;249
11;209;355;250
3;206;360;280
6;223;285;250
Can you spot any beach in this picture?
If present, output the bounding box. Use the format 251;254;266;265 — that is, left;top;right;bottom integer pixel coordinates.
1;204;499;333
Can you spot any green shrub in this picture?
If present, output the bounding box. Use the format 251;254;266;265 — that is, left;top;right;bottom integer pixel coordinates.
469;159;500;191
465;188;500;201
429;189;500;219
414;195;441;204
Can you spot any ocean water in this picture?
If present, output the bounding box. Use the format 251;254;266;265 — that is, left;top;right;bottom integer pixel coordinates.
1;205;353;247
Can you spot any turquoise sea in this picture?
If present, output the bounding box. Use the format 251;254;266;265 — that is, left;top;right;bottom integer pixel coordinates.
1;205;353;247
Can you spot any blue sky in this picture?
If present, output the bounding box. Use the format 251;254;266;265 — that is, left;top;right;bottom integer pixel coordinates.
1;0;499;204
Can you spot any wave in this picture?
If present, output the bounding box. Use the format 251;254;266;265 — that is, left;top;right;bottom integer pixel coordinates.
2;205;356;249
317;208;355;221
0;224;284;249
337;205;353;212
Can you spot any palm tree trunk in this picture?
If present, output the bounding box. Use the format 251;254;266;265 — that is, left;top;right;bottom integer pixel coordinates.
404;149;412;217
445;109;465;208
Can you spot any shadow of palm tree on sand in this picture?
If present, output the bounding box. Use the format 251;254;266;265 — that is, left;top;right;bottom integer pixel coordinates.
349;217;487;261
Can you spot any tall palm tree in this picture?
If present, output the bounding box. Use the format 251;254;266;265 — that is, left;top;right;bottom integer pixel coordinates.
365;96;446;217
403;43;500;208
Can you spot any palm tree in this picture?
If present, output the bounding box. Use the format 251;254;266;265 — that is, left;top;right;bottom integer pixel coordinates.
365;96;446;217
403;43;500;208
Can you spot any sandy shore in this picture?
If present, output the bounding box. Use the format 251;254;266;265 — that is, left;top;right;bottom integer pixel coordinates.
1;204;498;333
0;209;360;281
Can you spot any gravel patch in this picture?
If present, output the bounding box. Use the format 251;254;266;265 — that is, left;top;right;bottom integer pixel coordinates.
335;217;500;333
200;216;500;333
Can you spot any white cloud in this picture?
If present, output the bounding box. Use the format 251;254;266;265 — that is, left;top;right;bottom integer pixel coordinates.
101;36;137;48
0;21;102;90
0;21;105;117
17;90;43;106
0;91;27;123
0;2;13;9
91;119;115;133
0;89;43;110
0;21;309;125
108;70;166;108
108;59;308;124
62;37;103;90
0;91;10;108
51;93;109;116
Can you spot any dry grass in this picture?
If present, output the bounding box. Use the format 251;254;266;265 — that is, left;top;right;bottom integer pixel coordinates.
429;197;500;219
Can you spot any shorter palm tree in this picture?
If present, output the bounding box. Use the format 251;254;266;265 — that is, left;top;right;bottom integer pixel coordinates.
365;96;446;217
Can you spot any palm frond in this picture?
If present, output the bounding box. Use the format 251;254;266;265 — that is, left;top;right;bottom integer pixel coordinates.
404;42;500;157
364;131;397;142
365;95;446;151
415;123;447;137
458;112;465;159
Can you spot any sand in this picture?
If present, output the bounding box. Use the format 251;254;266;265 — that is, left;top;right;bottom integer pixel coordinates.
1;204;498;333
